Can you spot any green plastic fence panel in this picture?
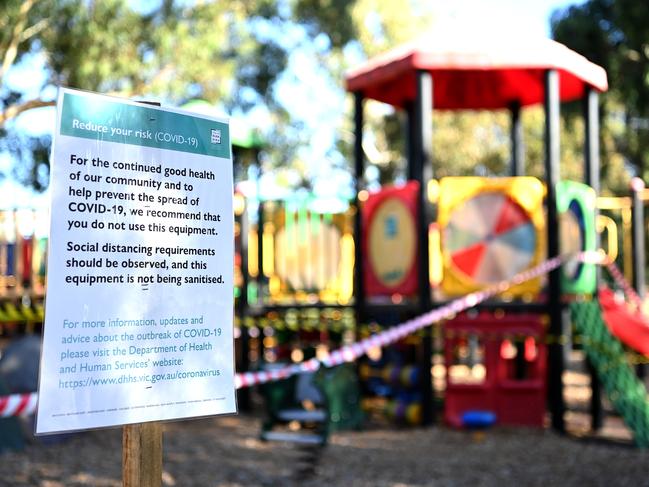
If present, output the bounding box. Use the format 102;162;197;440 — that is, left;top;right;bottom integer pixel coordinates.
557;180;597;295
571;300;649;447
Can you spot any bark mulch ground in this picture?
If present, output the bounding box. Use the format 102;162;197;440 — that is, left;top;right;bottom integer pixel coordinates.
0;411;647;487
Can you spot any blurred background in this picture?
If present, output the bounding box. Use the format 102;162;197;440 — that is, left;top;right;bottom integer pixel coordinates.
1;1;649;486
2;0;646;207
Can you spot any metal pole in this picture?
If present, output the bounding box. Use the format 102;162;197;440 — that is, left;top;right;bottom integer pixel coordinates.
584;89;600;194
510;101;524;176
406;102;417;181
412;70;434;425
511;100;526;375
631;177;646;379
414;70;433;310
544;69;565;433
583;87;603;430
353;91;365;320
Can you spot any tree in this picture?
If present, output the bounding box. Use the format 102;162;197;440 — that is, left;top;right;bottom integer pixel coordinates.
1;0;291;190
4;1;601;195
2;0;441;193
551;0;648;191
289;0;436;188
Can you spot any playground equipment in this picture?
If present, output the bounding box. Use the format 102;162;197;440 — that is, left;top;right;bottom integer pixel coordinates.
260;363;363;445
235;192;354;309
444;313;546;428
0;209;47;338
360;352;424;425
437;177;545;298
598;288;649;356
384;398;423;425
571;296;649;447
255;199;354;304
345;32;609;430
0;209;48;299
362;182;419;299
557;181;597;295
260;368;329;445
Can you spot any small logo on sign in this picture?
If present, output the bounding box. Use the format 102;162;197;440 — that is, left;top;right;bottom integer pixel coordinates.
211;129;221;144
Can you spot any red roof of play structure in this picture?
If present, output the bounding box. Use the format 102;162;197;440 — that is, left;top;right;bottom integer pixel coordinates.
345;32;608;110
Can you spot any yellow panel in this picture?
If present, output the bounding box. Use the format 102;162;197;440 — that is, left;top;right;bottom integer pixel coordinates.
368;198;416;289
438;177;546;298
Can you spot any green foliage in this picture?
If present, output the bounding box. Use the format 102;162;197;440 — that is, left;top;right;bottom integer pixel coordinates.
36;0;289;106
0;0;292;189
432;111;510;178
4;0;635;196
552;0;648;190
294;0;357;48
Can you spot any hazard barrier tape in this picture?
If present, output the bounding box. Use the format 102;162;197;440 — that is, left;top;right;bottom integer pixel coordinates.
0;392;38;418
0;253;569;418
234;255;564;389
603;257;644;310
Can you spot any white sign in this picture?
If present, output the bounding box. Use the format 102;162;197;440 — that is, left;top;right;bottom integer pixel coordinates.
36;88;237;433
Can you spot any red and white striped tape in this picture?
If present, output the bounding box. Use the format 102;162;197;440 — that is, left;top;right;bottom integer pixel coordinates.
0;254;568;418
603;257;644;310
231;254;564;388
0;392;38;418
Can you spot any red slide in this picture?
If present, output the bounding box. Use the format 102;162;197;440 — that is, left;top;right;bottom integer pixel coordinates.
599;287;649;356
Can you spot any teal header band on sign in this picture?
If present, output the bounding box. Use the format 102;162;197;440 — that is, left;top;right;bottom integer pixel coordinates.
60;92;230;158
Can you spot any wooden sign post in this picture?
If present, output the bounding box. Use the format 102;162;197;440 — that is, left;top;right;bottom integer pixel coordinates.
120;101;163;487
123;422;162;487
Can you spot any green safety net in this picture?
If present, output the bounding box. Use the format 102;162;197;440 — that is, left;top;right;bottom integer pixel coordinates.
570;299;649;447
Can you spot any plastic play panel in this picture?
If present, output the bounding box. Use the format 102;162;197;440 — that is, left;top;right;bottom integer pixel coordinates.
556;180;597;295
362;181;419;297
438;177;545;297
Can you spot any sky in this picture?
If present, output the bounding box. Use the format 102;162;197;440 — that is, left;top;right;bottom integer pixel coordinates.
3;0;583;210
438;0;577;37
